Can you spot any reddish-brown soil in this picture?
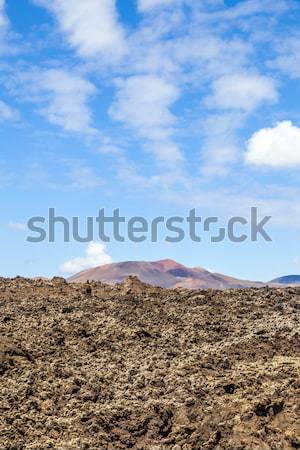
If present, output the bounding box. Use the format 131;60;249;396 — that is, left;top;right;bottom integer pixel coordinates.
0;276;299;449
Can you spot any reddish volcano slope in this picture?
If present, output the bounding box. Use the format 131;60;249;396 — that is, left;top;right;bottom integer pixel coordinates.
68;259;264;289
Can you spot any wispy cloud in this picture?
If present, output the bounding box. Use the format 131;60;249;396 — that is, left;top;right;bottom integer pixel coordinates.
0;100;19;122
36;69;97;134
200;112;246;176
110;75;179;140
110;75;182;164
196;0;288;22
25;158;104;191
138;0;181;12
270;36;300;79
63;159;104;189
0;0;12;55
33;0;126;59
0;0;8;30
205;73;278;112
15;68;97;134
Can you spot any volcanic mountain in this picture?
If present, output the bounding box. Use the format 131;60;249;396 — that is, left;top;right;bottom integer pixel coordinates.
270;275;300;286
68;259;264;289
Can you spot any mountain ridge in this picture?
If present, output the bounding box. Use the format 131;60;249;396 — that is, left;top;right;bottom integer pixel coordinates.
270;275;300;285
68;259;266;289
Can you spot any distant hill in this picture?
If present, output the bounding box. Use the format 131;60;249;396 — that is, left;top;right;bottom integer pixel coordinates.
270;275;300;286
68;259;264;289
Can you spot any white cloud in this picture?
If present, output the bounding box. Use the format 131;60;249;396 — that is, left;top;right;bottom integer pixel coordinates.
39;69;96;133
205;73;278;112
110;75;182;163
21;69;96;133
111;75;179;138
138;0;181;12
34;0;126;59
60;242;112;274
0;100;19;122
245;121;300;168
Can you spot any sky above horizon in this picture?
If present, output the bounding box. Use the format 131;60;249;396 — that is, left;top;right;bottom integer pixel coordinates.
1;0;300;281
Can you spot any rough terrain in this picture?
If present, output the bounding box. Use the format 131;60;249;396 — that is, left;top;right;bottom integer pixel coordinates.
0;276;299;449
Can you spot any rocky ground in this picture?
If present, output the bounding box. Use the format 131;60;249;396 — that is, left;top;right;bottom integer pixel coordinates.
0;276;299;450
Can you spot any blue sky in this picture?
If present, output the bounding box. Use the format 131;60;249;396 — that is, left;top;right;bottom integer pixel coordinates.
1;0;300;281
